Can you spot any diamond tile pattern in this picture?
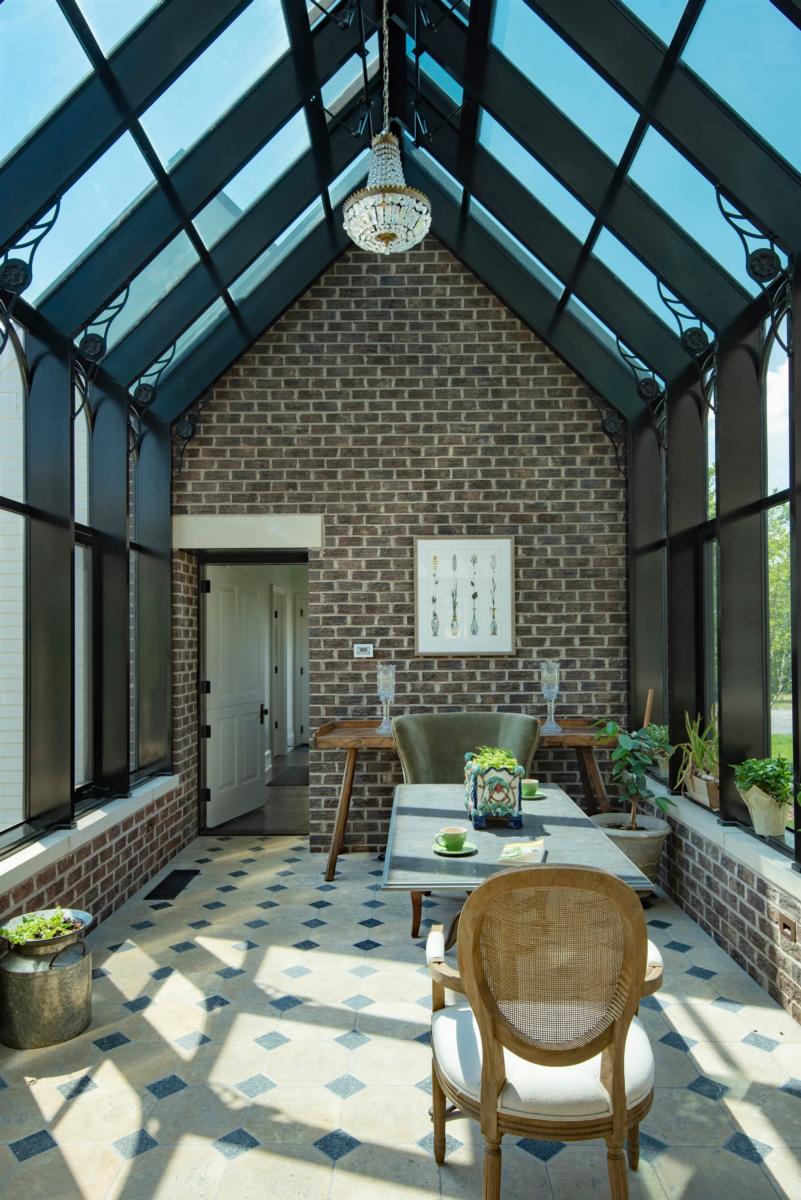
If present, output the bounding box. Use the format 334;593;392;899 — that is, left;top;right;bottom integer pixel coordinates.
2;835;798;1199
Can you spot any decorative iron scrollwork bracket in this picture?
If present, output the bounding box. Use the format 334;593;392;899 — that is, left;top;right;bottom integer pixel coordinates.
715;188;783;287
616;337;667;448
172;395;209;476
589;392;627;478
128;345;175;457
0;201;61;356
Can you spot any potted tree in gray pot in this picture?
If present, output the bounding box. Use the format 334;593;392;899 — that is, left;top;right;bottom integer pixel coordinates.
592;721;673;881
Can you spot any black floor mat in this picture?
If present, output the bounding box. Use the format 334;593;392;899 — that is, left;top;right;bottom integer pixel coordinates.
145;869;200;900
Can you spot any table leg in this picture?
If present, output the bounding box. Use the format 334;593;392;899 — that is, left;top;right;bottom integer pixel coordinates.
410;891;425;938
575;746;610;814
325;747;358;882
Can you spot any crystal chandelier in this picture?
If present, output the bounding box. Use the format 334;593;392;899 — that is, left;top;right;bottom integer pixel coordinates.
342;0;431;255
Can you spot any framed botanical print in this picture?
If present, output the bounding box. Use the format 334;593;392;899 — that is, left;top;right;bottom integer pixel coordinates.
414;536;515;656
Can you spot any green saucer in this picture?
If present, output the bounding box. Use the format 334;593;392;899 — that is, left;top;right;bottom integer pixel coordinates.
432;840;479;857
522;790;547;800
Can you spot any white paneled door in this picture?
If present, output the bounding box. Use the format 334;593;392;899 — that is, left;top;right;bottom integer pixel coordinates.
205;566;267;827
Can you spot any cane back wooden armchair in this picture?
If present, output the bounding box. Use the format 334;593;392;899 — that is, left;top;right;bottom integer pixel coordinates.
427;865;655;1200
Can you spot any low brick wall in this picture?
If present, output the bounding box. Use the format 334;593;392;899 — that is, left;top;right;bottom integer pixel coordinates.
0;781;195;929
653;806;801;1023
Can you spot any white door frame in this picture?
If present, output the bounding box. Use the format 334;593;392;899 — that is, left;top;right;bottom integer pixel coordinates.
293;593;309;746
270;585;288;758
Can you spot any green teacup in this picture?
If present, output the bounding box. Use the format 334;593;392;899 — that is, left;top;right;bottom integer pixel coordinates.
436;826;468;852
522;779;540;799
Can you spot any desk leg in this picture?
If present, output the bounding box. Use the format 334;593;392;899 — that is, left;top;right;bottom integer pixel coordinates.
325;747;358;882
575;747;610;815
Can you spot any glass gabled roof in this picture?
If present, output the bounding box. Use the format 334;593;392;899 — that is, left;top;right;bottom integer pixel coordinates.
2;0;799;425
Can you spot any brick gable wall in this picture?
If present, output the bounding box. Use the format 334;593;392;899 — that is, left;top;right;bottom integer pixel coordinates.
171;239;628;854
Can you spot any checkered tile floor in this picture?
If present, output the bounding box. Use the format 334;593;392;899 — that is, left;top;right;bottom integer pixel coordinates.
0;835;799;1198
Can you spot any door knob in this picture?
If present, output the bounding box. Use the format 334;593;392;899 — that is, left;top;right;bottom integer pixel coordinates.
260;703;269;724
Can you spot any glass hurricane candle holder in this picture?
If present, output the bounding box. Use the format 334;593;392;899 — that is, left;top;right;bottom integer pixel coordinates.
540;659;562;734
376;662;396;734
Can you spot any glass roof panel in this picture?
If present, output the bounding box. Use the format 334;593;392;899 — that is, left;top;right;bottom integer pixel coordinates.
478;111;594;241
308;0;339;27
490;0;638;160
139;1;290;169
161;297;228;378
591;228;675;330
469;198;563;297
682;0;801;172
102;232;199;350
193;111;310;250
321;34;379;117
617;0;686;44
408;143;463;205
627;128;760;295
329;149;370;211
229;198;326;302
0;0;92;166
566;295;622;355
75;0;163;54
27;133;156;304
406;36;464;106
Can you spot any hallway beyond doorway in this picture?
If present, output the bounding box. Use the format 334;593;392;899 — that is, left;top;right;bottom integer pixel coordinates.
212;746;309;836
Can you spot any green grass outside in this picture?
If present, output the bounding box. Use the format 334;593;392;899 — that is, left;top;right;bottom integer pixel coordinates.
771;732;793;761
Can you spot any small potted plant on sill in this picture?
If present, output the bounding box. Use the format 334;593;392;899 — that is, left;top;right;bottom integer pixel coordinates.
464;745;524;830
675;711;720;810
732;756;792;838
0;906;92;1050
645;723;673;778
592;721;673;881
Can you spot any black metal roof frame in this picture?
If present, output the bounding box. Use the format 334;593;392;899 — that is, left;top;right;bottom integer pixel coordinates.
2;0;799;424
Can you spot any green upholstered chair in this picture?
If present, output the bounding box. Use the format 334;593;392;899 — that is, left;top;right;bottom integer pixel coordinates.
391;712;541;936
393;712;540;786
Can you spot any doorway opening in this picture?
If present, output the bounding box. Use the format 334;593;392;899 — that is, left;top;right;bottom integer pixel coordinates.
199;554;310;836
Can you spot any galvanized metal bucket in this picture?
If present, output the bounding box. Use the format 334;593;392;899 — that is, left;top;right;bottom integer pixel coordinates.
0;909;93;1050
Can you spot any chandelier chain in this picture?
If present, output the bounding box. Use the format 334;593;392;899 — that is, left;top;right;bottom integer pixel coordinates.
381;0;390;133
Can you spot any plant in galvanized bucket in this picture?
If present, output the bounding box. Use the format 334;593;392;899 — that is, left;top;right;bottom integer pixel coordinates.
464;745;524;830
733;756;792;838
591;721;674;882
0;907;84;948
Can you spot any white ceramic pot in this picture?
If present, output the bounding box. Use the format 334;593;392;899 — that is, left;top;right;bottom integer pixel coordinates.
656;755;670;780
685;773;720;810
738;785;788;838
591;812;670;883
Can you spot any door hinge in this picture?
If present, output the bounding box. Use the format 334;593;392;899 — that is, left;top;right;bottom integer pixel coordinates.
274;610;278;619
202;787;211;804
300;667;304;676
274;720;278;730
201;579;211;593
274;664;278;674
201;680;211;694
202;724;211;739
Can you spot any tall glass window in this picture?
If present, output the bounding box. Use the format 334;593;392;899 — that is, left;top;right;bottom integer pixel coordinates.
74;544;93;789
0;332;26;833
74;393;92;527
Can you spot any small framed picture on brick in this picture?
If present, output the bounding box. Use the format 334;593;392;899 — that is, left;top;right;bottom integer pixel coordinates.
414;536;515;656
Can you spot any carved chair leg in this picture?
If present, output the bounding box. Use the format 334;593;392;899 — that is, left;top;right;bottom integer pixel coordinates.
627;1123;640;1171
605;1137;629;1200
483;1137;502;1200
431;1065;447;1164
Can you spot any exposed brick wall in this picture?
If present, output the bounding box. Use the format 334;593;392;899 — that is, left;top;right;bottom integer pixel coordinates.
644;801;801;1022
172;239;628;853
0;782;194;928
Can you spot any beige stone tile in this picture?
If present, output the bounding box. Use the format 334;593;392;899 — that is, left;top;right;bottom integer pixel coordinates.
760;1145;801;1199
5;1141;123;1200
3;1038;102;1088
52;1086;157;1145
107;1138;228;1200
689;1039;793;1090
218;1140;332;1198
643;1086;737;1147
339;1084;431;1143
330;1141;442;1199
350;1034;432;1086
659;1001;750;1043
547;1144;667;1199
653;1146;783;1199
145;1084;248;1145
724;1084;801;1147
255;1036;350;1085
243;1084;342;1145
440;1140;552;1200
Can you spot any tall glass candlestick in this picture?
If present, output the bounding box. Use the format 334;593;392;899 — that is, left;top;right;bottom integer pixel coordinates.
376;663;396;734
540;660;562;734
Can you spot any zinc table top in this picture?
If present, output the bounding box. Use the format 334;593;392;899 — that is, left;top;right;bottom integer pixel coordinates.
381;783;650;894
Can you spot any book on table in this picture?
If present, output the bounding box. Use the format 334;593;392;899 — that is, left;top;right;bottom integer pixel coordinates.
497;839;547;867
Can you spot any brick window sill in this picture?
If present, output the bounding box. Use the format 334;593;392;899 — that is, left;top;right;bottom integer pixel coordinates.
648;778;801;906
0;775;179;899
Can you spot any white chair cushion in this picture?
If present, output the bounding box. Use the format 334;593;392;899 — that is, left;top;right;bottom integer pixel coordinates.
432;1005;654;1122
647;939;663;970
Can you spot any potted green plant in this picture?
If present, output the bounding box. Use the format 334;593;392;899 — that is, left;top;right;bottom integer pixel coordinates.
464;745;524;830
674;712;719;810
592;721;673;881
733;756;792;838
645;723;673;778
0;907;92;1050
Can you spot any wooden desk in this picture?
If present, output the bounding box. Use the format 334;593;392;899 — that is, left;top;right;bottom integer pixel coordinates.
314;715;616;881
314;720;394;881
538;718;615;814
